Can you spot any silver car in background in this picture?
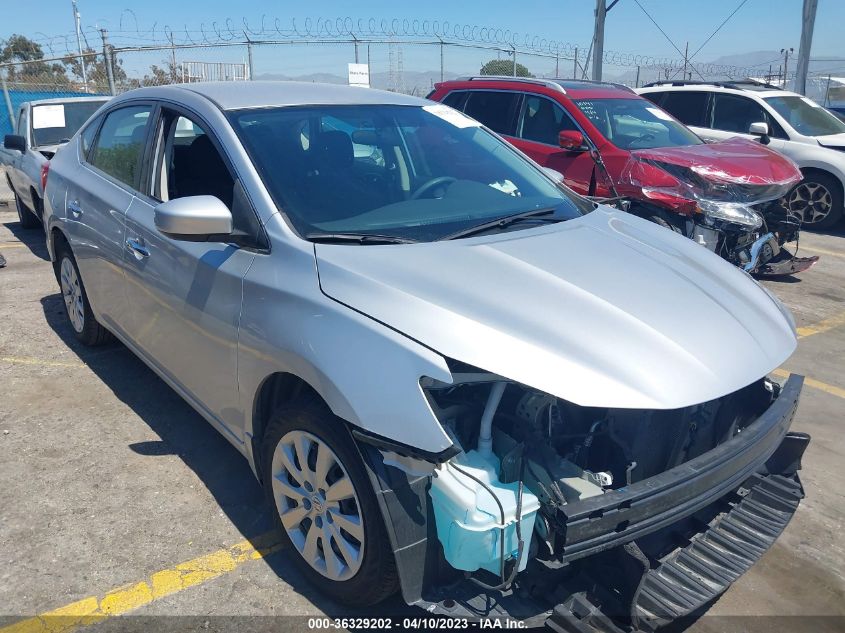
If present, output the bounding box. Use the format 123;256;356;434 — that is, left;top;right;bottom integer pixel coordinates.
42;82;810;628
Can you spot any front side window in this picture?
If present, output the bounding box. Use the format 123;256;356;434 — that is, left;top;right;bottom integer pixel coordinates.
31;101;106;147
764;95;845;137
230;104;587;242
89;105;152;189
655;91;710;127
711;94;769;134
461;91;520;135
517;96;579;145
154;114;233;208
573;98;702;150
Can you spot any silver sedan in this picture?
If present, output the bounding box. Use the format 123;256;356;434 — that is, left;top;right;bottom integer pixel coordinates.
42;81;807;626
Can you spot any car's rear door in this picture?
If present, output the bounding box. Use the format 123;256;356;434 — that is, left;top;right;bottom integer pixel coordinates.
63;103;154;335
121;104;260;439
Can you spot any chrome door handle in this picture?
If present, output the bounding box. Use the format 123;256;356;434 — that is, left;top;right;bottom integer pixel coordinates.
67;200;82;218
125;237;150;260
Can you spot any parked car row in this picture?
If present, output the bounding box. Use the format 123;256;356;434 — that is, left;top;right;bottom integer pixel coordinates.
4;80;810;631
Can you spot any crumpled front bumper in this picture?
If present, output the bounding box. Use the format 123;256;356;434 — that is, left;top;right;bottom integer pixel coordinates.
365;375;809;629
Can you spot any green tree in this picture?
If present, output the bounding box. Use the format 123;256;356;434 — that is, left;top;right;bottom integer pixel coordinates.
480;58;533;78
63;47;128;92
1;34;69;89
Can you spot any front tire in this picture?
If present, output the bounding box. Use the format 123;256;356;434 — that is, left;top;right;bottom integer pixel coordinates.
54;243;112;346
783;173;843;229
14;192;40;229
261;398;398;606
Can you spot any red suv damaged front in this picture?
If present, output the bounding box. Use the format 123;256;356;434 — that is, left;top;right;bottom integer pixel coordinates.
428;78;813;275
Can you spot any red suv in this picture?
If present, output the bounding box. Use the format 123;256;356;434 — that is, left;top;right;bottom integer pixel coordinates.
428;77;815;275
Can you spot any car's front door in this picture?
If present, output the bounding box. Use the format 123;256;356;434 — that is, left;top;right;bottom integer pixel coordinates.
64;104;153;334
512;94;605;196
121;106;259;438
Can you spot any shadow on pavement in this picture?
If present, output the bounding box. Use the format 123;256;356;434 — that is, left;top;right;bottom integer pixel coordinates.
2;218;50;261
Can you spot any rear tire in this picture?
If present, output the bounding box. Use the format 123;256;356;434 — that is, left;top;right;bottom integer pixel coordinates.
54;242;112;346
261;397;398;606
14;192;40;229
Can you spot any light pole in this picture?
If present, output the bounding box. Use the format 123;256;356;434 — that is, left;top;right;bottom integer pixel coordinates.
71;0;87;91
781;47;794;89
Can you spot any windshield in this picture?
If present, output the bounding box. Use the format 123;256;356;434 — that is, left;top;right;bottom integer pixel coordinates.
764;95;845;137
229;104;588;242
573;98;702;150
31;100;106;147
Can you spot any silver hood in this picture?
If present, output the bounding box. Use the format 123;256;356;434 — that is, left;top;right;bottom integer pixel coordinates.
315;207;796;410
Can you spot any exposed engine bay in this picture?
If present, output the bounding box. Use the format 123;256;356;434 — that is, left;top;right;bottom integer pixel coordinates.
423;372;779;587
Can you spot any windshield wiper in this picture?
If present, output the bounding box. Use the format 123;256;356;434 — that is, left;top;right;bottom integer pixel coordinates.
437;207;560;241
305;232;418;245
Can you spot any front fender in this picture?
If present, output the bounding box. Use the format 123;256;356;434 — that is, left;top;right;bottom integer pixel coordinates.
237;235;455;459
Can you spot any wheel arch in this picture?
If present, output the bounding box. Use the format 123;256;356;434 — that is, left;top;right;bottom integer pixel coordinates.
799;166;845;199
249;371;334;484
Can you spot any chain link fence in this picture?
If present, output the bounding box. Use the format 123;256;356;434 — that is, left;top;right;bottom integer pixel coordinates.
3;36;841;137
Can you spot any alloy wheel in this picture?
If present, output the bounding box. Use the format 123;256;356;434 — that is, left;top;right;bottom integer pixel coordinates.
270;430;365;581
785;181;833;224
60;257;85;333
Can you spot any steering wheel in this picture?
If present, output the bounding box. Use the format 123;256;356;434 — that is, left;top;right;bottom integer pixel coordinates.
410;176;457;200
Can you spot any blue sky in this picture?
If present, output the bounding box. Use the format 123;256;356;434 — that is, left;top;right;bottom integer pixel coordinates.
7;0;844;62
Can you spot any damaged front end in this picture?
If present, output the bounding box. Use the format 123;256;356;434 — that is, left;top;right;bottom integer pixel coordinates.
620;139;818;276
354;368;809;631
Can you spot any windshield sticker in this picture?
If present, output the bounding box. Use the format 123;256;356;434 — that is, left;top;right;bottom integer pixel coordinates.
489;179;520;196
423;104;480;128
646;107;675;121
800;96;822;108
32;104;66;129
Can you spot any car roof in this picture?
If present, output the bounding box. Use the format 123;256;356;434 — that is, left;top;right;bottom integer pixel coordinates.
21;96;111;108
436;76;637;100
114;81;430;111
637;81;797;99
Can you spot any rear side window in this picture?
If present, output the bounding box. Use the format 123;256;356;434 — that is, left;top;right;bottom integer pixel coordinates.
462;91;520;135
440;91;468;110
517;95;579;145
712;94;768;134
89;105;152;189
657;91;710;127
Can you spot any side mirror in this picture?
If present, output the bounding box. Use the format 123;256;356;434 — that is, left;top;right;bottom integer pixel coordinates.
559;130;587;152
748;122;769;136
3;134;26;153
748;121;770;145
154;196;233;241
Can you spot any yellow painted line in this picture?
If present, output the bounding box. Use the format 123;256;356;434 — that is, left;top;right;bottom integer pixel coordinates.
0;243;27;249
0;532;284;633
796;310;845;339
1;356;85;368
798;244;845;259
772;368;845;399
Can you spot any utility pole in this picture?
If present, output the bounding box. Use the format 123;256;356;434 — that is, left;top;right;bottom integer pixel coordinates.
573;47;578;79
682;42;689;82
71;0;87;91
781;47;794;89
592;0;606;81
591;0;620;81
99;28;115;95
795;0;818;95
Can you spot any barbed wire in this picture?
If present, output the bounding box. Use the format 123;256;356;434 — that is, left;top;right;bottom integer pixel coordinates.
0;14;816;79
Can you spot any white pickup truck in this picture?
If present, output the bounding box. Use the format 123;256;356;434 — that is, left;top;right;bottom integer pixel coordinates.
2;96;109;228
